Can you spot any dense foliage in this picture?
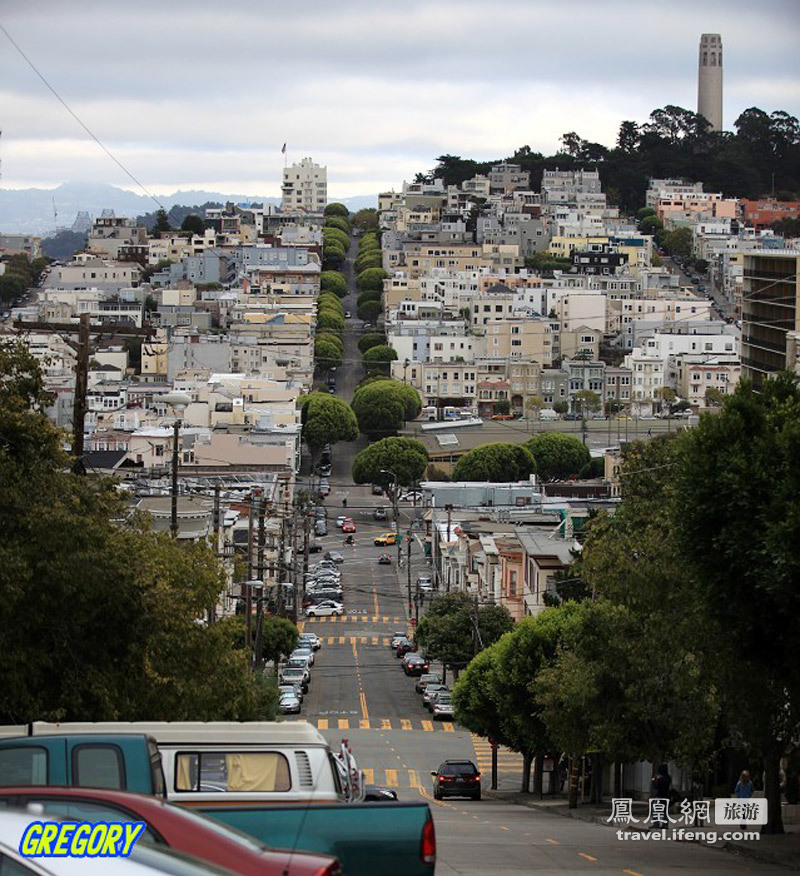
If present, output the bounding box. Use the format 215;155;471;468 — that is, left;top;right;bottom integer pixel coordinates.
351;437;428;488
451;442;535;482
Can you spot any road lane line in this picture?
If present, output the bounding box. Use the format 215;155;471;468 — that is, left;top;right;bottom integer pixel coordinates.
401;719;412;731
382;637;389;645
442;722;455;732
359;718;370;729
338;636;345;645
380;718;391;730
545;838;559;845
385;769;398;787
409;770;420;787
500;826;510;831
578;852;598;862
373;583;379;617
349;636;356;645
317;719;329;730
338;718;349;730
421;720;434;732
326;636;335;645
360;692;369;722
362;768;374;784
622;871;643;876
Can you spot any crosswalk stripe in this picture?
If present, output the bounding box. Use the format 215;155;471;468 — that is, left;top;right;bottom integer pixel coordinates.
382;616;389;624
371;636;378;645
442;722;455;732
317;719;329;730
338;718;349;730
380;718;391;730
362;768;374;784
326;636;335;645
409;770;420;788
359;718;370;729
401;719;412;731
349;637;356;645
361;615;368;623
384;769;398;787
338;636;345;645
421;720;434;732
382;637;390;646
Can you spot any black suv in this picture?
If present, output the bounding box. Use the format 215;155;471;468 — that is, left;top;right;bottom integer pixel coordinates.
431;760;481;801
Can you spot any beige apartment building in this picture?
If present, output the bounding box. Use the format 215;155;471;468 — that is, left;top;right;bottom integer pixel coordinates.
480;318;553;365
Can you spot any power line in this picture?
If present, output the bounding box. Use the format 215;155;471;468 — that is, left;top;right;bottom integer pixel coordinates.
0;22;164;210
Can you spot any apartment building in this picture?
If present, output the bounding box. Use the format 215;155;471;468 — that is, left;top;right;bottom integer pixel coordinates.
479;317;553;364
674;357;741;408
281;157;327;213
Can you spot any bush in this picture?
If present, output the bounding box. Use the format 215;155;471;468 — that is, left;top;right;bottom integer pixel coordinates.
526;433;591;481
358;333;387;353
323;228;350;251
355;253;383;273
318;293;344;313
317;312;345;332
362;344;398;375
451;443;535;483
356;289;382;307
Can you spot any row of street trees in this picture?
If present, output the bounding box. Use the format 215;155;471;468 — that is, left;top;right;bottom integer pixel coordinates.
449;433;592;482
0;340;280;723
355;232;387;324
0;252;50;305
442;376;799;832
315;204;353;373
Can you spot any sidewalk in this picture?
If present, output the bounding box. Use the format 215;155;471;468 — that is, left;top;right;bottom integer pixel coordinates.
485;789;800;871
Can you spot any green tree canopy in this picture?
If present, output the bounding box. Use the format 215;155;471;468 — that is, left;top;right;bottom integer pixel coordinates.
356;267;388;293
664;226;693;261
356;288;382;307
320;271;348;297
151;208;171;234
0;273;26;304
352;208;379;233
357;299;382;323
314;336;343;370
316;330;343;352
317;311;345;333
300;391;358;455
351;437;428;487
324;203;350;218
180;214;206;236
318;292;344;314
362;344;398;375
354;252;383;272
451;443;534;482
639;215;663;235
324;216;351;234
351;379;421;435
525;432;590;480
357;332;387;353
323;227;350;251
259;616;299;673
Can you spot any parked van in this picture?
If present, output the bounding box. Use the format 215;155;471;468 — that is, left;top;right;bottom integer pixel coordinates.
539;408;558;421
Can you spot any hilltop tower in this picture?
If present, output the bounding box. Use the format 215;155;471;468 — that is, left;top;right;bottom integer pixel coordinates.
697;34;723;132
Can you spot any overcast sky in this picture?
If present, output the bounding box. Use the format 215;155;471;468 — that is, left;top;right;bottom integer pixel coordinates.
1;0;799;199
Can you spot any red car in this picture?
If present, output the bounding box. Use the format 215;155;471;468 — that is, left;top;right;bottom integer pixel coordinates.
342;519;356;533
0;786;342;876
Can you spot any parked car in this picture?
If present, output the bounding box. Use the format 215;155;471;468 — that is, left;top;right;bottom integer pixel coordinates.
318;480;331;497
280;691;302;714
371;484;383;495
314;505;327;519
431;760;480;800
402;654;429;676
298;633;322;651
396;638;416;657
422;684;449;710
0;787;343;876
374;532;397;546
378;554;392;565
391;631;408;649
373;507;388;521
344;311;352;319
431;694;454;721
417;574;434;592
415;673;442;694
282;658;310;683
279;682;304;703
399;491;422;503
342;519;356;533
307;541;322;554
362;785;398;802
304;589;343;604
316;463;332;477
324;550;345;563
306;600;344;617
336;515;348;529
291;646;315;667
279;666;309;693
315;520;328;537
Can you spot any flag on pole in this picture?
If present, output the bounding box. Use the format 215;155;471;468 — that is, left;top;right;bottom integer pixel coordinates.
281;143;286;154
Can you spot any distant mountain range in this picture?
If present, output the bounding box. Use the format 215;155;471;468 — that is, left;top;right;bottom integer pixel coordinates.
0;182;378;236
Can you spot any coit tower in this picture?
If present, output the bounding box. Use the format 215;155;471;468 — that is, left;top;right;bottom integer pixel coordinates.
697;33;723;132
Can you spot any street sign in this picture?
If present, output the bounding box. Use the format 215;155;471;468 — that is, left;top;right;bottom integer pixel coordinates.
410;617;417;627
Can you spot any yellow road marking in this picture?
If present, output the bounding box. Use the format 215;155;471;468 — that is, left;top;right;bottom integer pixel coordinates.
421;720;434;732
317;719;329;730
409;770;420;787
360;692;369;722
545;838;559;845
338;718;349;730
349;636;356;645
359;718;370;729
382;637;390;646
338;636;345;645
380;718;391;730
385;769;398;787
442;722;455;732
327;636;335;645
500;826;510;831
622;871;643;876
371;636;378;645
382;615;389;624
401;719;412;731
373;584;379;617
362;768;374;784
361;614;368;623
578;852;598;862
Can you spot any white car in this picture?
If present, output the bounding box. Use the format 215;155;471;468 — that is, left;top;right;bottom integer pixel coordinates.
279;692;301;714
298;633;321;651
291;647;315;666
336;515;348;529
305;600;344;617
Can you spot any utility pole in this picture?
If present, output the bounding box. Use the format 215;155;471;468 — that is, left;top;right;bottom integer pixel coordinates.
277;499;289;616
445;503;453;594
209;482;220;625
291;504;300;623
13;319;155;469
406;532;412;619
245;491;256;648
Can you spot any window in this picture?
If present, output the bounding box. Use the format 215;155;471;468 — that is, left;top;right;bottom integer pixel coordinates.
73;744;125;789
174;751;291;793
0;747;48;785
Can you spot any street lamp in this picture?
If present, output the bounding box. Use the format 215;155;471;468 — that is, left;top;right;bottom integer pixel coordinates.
159;391;191;538
380;468;399;528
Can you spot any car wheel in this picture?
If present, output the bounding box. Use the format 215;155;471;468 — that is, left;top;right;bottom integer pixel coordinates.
473;790;481;801
433;787;442;801
307;611;316;617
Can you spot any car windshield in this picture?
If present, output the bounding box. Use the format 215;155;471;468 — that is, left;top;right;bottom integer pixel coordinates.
441;762;474;776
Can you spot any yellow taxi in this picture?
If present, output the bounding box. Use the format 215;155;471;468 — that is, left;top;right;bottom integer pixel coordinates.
373;532;397;546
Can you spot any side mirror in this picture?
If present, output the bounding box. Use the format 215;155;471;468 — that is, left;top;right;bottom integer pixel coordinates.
430;771;438;777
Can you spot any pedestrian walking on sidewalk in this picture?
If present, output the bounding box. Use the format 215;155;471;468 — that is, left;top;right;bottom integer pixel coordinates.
651;763;672;828
734;770;754;830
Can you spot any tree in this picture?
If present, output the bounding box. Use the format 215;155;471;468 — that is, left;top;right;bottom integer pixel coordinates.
639;215;663;236
0;273;26;304
299;392;357;457
362;344;398;375
664;227;693;262
674;375;800;833
350;382;405;436
151;208;171;234
357;333;387;354
259;616;299;674
314;336;343;370
352;208;379;233
323;227;350;251
322;246;345;270
574;390;601;415
317;312;344;333
354;252;383;272
356;288;382;307
704;387;725;407
452;648;509;744
180;214;206;236
351;437;428;488
694;258;709;273
324;203;349;218
524;396;544;421
356;267;388;293
553;401;569;415
324;216;351;234
654;386;678;416
617;121;640;153
451;443;534;483
318;292;344;313
357;299;382;323
417;593;513;682
526;433;591;481
320;271;348;298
